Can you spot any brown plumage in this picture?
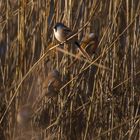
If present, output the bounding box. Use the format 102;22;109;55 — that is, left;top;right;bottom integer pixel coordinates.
67;33;98;68
42;69;63;98
80;33;98;56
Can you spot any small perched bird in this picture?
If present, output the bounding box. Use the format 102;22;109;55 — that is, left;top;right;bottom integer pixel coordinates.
80;33;98;56
67;33;98;68
53;22;92;61
42;69;63;98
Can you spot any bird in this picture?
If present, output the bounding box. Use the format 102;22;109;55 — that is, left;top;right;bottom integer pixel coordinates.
53;22;92;61
67;33;98;68
80;33;98;56
42;69;63;98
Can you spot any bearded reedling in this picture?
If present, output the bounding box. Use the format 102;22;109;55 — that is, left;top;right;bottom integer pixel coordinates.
53;22;92;61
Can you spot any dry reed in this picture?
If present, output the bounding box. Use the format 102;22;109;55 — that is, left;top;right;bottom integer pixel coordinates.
0;0;140;140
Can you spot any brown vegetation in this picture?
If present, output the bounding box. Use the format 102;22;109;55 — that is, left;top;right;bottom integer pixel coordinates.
0;0;140;140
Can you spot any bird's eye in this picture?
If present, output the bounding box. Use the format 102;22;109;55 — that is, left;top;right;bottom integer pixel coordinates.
54;26;57;31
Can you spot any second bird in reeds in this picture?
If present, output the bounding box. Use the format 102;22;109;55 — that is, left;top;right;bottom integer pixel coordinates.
53;22;92;61
42;69;63;98
80;33;98;56
67;33;98;68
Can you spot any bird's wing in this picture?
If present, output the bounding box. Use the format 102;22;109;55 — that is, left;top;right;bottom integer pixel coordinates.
63;24;72;32
63;26;72;37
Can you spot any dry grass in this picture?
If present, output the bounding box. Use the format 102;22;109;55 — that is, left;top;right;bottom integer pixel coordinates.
0;0;140;140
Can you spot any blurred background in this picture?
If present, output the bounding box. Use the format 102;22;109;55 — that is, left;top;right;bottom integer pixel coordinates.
0;0;140;140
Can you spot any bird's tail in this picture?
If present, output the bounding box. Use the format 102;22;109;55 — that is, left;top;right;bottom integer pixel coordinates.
75;41;92;62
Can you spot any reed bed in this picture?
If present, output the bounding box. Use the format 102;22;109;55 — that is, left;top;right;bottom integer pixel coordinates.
0;0;140;140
